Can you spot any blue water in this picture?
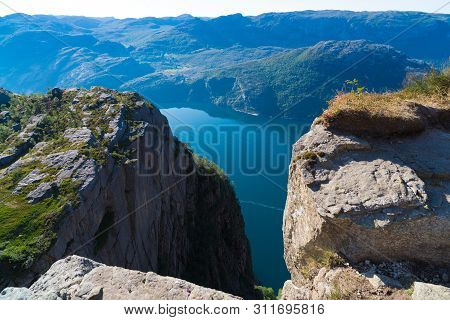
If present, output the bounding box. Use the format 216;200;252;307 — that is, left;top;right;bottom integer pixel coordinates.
161;106;310;291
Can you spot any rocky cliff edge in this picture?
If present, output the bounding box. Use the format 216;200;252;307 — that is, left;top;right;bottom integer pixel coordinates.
0;256;240;300
282;71;450;299
0;87;254;298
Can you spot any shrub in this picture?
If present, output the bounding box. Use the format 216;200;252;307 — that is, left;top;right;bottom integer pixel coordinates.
404;68;449;97
255;286;278;300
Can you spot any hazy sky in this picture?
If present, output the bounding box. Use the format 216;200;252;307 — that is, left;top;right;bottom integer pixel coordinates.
0;0;449;18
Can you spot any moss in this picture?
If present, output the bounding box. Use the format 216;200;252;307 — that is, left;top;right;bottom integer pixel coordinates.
404;286;414;298
293;150;325;162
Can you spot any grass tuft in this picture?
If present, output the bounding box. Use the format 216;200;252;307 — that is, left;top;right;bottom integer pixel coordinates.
319;69;449;137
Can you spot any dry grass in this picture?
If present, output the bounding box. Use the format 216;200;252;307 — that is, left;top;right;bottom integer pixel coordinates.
318;70;450;137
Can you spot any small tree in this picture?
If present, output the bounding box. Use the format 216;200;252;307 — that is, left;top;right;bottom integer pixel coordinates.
344;79;366;94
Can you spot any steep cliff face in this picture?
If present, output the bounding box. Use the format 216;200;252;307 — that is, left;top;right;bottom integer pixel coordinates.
0;87;254;298
282;72;450;299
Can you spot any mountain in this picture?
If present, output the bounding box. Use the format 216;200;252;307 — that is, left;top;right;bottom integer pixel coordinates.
0;10;447;115
2;10;448;61
0;87;254;298
135;40;429;118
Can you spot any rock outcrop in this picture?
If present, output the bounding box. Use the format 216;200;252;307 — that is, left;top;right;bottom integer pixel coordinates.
0;256;240;300
0;87;254;299
282;88;449;299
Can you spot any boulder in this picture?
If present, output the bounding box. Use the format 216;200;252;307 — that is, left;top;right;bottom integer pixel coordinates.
104;105;126;146
0;114;45;167
98;93;116;104
26;182;56;203
412;282;450;300
14;169;48;193
50;88;63;100
64;127;97;146
284;124;450;273
0;110;10;123
1;256;241;300
0;288;35;300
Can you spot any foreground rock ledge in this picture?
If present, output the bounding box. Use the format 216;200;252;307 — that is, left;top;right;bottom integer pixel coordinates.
282;120;450;299
0;256;241;300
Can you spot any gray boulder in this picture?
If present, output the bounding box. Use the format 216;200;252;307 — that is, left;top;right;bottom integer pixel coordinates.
0;288;35;300
284;125;450;273
64;127;97;146
412;282;450;300
14;169;48;193
0;114;45;167
2;256;241;300
0;110;10;123
26;182;56;203
104;105;126;146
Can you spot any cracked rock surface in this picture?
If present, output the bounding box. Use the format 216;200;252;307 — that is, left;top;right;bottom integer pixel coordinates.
283;120;450;299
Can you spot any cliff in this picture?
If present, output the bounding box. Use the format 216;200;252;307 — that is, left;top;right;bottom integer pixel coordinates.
0;87;254;298
282;71;450;299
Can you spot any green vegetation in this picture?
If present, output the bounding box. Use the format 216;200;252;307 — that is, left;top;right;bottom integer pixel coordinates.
0;166;80;271
293;150;325;162
327;283;349;300
0;88;151;272
343;79;366;94
255;286;278;300
167;40;428;118
404;69;450;97
319;69;449;137
194;154;227;181
300;248;346;280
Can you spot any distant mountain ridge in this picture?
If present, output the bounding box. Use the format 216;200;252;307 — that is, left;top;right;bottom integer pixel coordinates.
133;40;429;118
0;10;447;116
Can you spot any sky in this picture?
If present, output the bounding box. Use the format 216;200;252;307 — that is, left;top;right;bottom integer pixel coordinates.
0;0;449;18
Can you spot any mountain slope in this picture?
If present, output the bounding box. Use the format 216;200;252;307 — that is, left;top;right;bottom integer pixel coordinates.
0;10;446;116
134;40;429;118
